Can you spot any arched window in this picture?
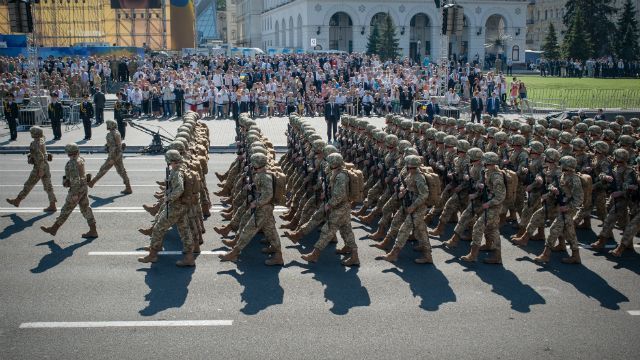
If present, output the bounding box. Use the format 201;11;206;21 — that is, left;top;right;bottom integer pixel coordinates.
512;45;520;62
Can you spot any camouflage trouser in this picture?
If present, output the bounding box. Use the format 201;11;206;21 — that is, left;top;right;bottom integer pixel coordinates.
200;181;211;209
369;189;392;216
229;203;248;230
575;189;601;222
453;200;481;235
363;172;377;194
546;209;579;250
439;191;468;224
236;204;281;252
519;192;542;227
297;194;318;228
314;203;356;251
620;211;640;247
428;185;452;216
362;181;383;209
525;203;558;235
93;157;130;186
54;187;94;227
17;165;57;203
376;197;401;232
598;198;628;239
150;204;192;252
471;206;502;248
510;181;525;214
393;206;431;251
297;205;327;236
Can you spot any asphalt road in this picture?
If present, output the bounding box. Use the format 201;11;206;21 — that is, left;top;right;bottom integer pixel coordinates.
0;154;639;360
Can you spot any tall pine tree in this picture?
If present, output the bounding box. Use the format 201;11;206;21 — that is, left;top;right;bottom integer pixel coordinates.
562;6;593;61
366;24;381;55
377;13;400;61
563;0;617;56
541;23;561;59
615;0;640;62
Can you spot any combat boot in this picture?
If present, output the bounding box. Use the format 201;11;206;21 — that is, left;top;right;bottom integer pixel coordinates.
176;252;196;267
43;202;57;212
40;222;61;236
414;250;433;264
352;206;368;217
576;217;591;230
265;250;284;266
214;189;230;197
193;242;201;254
214;225;231;237
358;212;377;225
531;227;546;240
511;226;526;240
380;246;401;263
461;245;479;262
483;249;502;264
479;241;495;251
590;237;611;250
561;248;581;264
335;245;352;255
121;185;133;195
156;180;167;186
202;205;211;218
222;238;237;247
429;222;446;237
143;203;160;216
372;236;393;250
215;172;225;182
81;223;98;239
460;232;472;241
609;244;635;257
281;218;299;230
138;227;153;236
341;249;360;267
534;246;552;263
261;245;277;254
283;230;303;243
219;247;240;262
551;237;567;252
138;248;159;263
366;226;386;240
511;231;530;247
301;248;321;263
443;233;460;248
499;213;507;227
221;212;233;221
6;197;21;207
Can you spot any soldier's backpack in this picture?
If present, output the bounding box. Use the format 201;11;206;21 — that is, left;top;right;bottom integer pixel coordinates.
501;169;518;208
269;170;287;206
577;173;593;207
181;170;201;205
420;166;442;207
342;165;364;203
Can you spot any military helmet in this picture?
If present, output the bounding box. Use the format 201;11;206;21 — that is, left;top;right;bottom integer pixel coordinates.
251;146;269;156
400;120;412;130
536;118;548;127
308;134;323;142
444;135;458;147
404;148;419;157
503;118;512;129
398;140;412;153
560;156;577;171
405;155;422;168
105;119;117;130
509;121;521;131
629;117;640;128
29;126;43;138
593;141;609;154
65;143;79;155
511;134;526;147
366;124;377;132
588;125;603;136
529;141;545;155
468;147;484;162
420;122;431;131
435;131;447;144
614;148;630;162
176;131;191;142
520;124;532;134
446;117;457;127
547;128;560;140
544;148;561;163
619;135;635;147
533;124;546;137
615;115;626;124
312;139;327;152
481;114;492;123
327;153;345;169
495;131;508;143
483;152;500;165
323;144;338;157
622;124;634;135
583;118;595;127
490;117;501;128
570;138;587;151
250;153;268;168
384;134;399;148
456;119;466;129
602;129;616;141
575;123;588;133
525;116;536;126
486;127;499;138
549;118;561;129
595;120;609;129
165;149;182;163
424;128;437;140
561;119;574;131
559;131;573;145
457;140;471;153
167;141;186;153
608;122;621;133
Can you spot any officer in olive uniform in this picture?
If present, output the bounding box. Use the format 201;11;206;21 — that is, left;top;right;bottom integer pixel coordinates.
88;119;132;194
3;94;19;141
79;93;94;140
48;93;64;140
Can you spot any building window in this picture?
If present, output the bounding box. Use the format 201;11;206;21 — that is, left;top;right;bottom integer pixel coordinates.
512;45;520;62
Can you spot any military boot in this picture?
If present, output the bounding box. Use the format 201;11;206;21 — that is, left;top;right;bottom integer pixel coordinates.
443;233;460;248
609;244;635;257
138;227;153;236
215;172;225;182
261;245;277;254
335;245;352;255
138;248;159;263
531;227;546;240
372;235;393;250
479;241;495;251
143;203;160;216
561;248;581;264
511;226;526;239
6;197;21;207
221;212;233;221
511;231;530;247
81;223;98;239
176;252;196;267
121;182;133;195
461;245;479;262
281;218;299;230
551;237;567;252
153;193;163;200
499;213;507;227
576;217;591;230
40;222;61;236
358;211;377;225
366;226;386;240
414;250;433;264
429;222;446;237
214;189;230;197
301;248;321;263
222;238;237;247
352;205;368;217
590;237;611;250
219;247;240;262
534;246;552;263
265;250;284;266
283;230;303;243
202;205;211;218
380;246;401;263
156;180;167;186
43;202;57;212
341;249;360;267
214;225;231;237
483;249;502;264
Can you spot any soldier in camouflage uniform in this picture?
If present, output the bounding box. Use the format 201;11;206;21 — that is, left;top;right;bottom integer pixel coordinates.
6;126;57;212
301;153;359;266
88;119;132;194
40;143;97;239
610;155;640;257
534;156;584;264
460;152;506;264
511;141;545;239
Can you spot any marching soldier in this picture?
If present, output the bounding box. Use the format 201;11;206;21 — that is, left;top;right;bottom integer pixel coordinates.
6;126;57;212
40;143;97;238
88;119;132;194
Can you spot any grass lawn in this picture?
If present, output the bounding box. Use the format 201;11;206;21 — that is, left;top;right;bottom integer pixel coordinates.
511;75;640;109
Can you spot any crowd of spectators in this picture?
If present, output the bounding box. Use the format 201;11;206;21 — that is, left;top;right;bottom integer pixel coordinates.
537;57;640;78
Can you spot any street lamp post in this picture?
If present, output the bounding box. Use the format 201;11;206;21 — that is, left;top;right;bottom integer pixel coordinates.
417;39;421;64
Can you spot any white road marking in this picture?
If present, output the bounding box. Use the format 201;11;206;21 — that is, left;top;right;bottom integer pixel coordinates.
628;311;640;316
88;251;226;256
19;320;233;328
0;206;287;214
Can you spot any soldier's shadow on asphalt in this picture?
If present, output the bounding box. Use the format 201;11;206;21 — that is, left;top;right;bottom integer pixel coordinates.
89;194;126;207
217;233;284;315
138;227;195;317
30;238;96;274
0;213;53;240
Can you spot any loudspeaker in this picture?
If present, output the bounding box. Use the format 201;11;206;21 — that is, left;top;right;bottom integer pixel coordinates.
8;0;34;33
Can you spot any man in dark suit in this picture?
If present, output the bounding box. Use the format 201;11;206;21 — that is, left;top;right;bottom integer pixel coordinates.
470;91;483;123
324;95;340;143
79;93;94;140
486;92;500;117
93;87;106;125
48;93;64;140
173;84;185;117
3;94;19;141
426;97;440;124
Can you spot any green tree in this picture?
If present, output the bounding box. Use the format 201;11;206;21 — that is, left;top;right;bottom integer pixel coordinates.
377;13;400;61
563;0;617;56
366;24;381;55
615;0;640;62
562;6;593;61
541;23;561;60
